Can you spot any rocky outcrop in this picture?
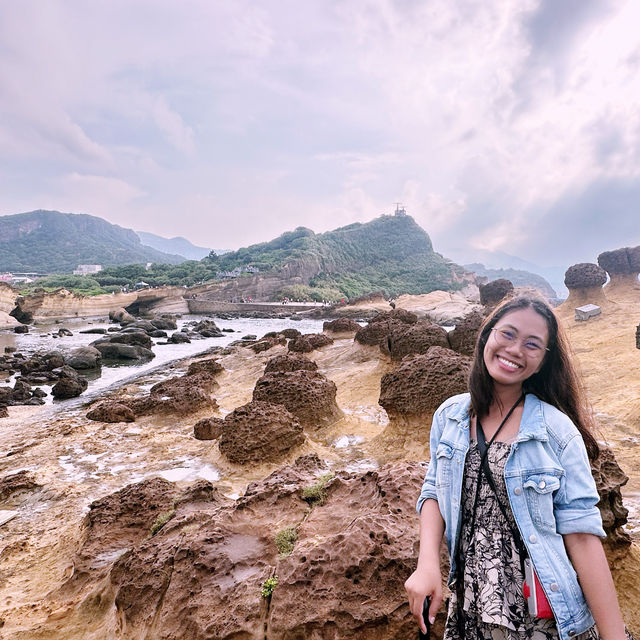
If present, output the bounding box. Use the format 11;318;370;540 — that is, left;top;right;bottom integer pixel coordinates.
253;370;342;429
447;310;485;356
66;346;102;370
93;330;153;350
66;457;428;640
193;416;226;440
264;353;318;374
217;401;305;464
86;401;136;423
591;445;631;559
354;309;418;347
323;318;360;333
187;358;224;377
564;263;607;307
384;319;449;361
92;342;156;361
110;307;136;325
598;247;640;293
479;278;514;307
288;333;334;353
379;346;471;417
250;334;287;353
51;366;88;399
0;283;20;328
394;291;482;325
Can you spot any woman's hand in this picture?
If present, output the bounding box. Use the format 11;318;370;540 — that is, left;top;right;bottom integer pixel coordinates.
405;564;443;634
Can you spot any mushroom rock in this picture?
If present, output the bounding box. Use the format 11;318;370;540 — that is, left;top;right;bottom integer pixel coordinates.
598;246;640;295
193;416;225;440
479;278;514;307
379;346;471;419
590;445;631;561
323;318;360;333
86;401;136;423
218;401;305;464
563;263;607;307
69;458;438;640
264;353;318;374
288;333;333;353
447;310;486;356
252;370;342;429
384;319;449;361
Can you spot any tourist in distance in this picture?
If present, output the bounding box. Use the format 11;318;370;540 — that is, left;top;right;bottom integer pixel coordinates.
405;295;631;640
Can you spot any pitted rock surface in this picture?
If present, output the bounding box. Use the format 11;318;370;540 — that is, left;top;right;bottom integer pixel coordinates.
379;346;471;416
288;333;334;353
51;369;88;399
384;319;449;361
448;310;485;356
253;370;342;428
479;278;514;306
86;401;136;423
323;318;360;332
187;358;224;377
355;309;418;346
69;458;431;640
281;328;301;339
250;335;287;353
193;416;225;440
264;353;318;373
591;445;631;558
564;263;607;289
597;247;640;276
218;401;305;464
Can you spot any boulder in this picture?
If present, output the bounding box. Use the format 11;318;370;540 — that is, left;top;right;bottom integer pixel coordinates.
264;354;318;374
354;310;417;347
250;335;287;353
252;370;342;429
193;416;225;440
379;346;471;417
42;351;66;370
57;327;73;337
80;328;108;335
447;310;485;356
187;358;224;377
383;319;449;361
66;346;102;370
218;401;305;464
126;320;157;333
192;319;223;338
597;246;640;275
12;379;32;401
93;343;155;361
86;401;136;423
323;318;360;333
281;328;301;339
109;308;136;325
14;324;29;334
168;331;191;344
151;316;178;330
479;278;514;307
51;375;88;399
94;331;153;350
0;404;7;418
288;333;333;353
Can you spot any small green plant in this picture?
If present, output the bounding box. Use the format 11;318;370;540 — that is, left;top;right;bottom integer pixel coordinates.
150;508;175;536
274;526;298;557
301;472;335;506
261;575;278;598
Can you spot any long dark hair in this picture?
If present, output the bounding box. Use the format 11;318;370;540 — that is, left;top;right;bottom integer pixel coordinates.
469;295;599;460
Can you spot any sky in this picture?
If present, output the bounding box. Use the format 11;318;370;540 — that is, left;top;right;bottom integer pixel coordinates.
1;0;640;269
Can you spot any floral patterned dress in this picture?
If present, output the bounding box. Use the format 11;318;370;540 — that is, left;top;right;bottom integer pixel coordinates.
443;440;600;640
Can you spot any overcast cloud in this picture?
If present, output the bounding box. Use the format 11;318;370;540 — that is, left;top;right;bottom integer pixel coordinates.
1;0;639;268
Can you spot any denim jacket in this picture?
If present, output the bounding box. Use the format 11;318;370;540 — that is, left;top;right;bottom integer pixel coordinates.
417;393;605;640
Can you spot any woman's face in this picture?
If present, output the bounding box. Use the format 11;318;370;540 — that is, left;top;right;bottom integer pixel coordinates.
483;307;550;390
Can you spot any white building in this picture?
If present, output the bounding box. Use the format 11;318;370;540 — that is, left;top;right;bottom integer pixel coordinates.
73;264;103;275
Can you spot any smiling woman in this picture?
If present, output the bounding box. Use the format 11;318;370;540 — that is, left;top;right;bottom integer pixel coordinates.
406;295;630;640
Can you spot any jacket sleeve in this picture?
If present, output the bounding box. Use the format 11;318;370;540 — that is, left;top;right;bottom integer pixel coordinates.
554;434;606;538
416;405;445;515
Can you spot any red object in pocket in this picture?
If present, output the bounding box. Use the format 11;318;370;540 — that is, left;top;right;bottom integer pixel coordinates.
523;558;553;619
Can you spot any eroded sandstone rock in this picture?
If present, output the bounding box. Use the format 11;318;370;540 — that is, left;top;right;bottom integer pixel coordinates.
218;401;305;464
193;416;225;440
86;401;136;423
253;370;342;428
264;353;318;374
379;346;471;417
323;318;360;333
187;358;224;377
564;263;608;307
354;309;418;347
288;333;334;353
447;310;485;356
384;319;449;361
479;278;514;307
250;335;287;353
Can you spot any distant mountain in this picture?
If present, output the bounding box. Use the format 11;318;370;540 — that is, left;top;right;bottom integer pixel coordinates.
0;210;186;273
465;263;557;299
136;231;212;261
215;213;468;298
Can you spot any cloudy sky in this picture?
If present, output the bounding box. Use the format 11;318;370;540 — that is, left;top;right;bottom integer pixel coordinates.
1;0;639;269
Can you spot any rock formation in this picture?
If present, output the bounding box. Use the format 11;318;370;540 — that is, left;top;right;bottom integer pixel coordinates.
86;401;136;423
250;334;287;353
479;278;514;307
354;309;418;347
63;458;430;640
253;370;342;429
288;333;334;353
384;319;450;361
264;353;318;374
323;318;360;333
379;346;471;418
447;310;485;356
66;346;102;370
51;366;88;399
193;416;225;440
218;401;305;464
598;246;640;294
563;263;608;307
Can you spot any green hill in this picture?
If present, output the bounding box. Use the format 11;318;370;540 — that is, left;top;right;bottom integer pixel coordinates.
0;210;185;272
214;214;466;298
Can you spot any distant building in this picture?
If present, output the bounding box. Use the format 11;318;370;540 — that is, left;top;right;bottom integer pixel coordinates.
73;264;102;275
394;203;407;216
0;273;12;282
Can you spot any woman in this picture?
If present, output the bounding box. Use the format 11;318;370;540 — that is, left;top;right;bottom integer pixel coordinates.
405;296;628;640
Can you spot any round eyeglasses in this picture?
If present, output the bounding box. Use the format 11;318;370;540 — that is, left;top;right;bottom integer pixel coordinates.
491;327;550;357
